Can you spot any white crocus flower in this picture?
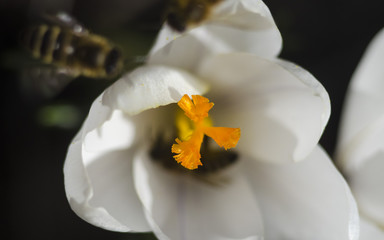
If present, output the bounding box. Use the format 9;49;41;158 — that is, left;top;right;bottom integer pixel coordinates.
64;0;359;239
65;53;358;240
336;28;384;239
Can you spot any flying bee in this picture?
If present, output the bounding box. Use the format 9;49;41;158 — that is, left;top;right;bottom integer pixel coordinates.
165;0;223;32
20;12;123;97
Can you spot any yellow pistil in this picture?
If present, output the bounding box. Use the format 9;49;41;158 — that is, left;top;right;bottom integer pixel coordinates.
172;94;241;170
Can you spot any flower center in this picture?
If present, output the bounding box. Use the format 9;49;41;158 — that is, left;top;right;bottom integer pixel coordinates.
171;94;241;170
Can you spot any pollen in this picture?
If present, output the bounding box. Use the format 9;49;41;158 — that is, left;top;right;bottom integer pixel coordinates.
172;94;240;170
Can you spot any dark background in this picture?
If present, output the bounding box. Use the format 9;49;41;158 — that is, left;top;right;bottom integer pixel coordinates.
2;0;383;239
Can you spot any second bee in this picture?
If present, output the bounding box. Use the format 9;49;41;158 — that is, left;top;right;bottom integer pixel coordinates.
21;13;123;79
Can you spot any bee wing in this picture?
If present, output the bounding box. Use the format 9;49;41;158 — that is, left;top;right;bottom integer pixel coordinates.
41;11;89;35
19;66;78;99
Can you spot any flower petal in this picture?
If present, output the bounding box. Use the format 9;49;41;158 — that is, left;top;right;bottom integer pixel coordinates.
336;28;384;170
79;94;113;145
337;115;384;172
102;65;208;115
347;151;384;226
133;148;264;240
199;53;330;163
64;99;150;232
243;145;359;240
337;28;384;151
360;218;384;240
149;0;282;72
83;108;136;164
335;29;384;226
80;94;149;164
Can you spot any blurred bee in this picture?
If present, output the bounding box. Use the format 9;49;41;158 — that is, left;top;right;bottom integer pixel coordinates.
165;0;223;32
20;12;123;97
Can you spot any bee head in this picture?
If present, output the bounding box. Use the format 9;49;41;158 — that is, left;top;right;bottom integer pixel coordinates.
166;1;207;32
104;47;122;76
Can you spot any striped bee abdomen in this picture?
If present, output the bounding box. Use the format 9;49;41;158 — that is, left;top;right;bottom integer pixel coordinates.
22;25;65;64
21;21;123;79
52;31;68;62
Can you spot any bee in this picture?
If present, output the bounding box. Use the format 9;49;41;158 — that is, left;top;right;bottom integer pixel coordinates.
20;12;123;97
165;0;223;32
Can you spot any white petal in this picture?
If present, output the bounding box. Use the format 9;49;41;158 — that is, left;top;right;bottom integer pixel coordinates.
199;53;330;163
83;109;136;164
148;0;282;72
79;94;113;144
102;65;208;115
79;95;147;164
335;29;384;227
244;145;359;240
337;115;384;172
360;218;384;240
133;148;264;240
337;28;384;159
78;94;144;161
64;100;150;232
348;151;384;226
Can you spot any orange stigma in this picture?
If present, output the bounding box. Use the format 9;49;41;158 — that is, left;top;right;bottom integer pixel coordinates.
171;94;241;170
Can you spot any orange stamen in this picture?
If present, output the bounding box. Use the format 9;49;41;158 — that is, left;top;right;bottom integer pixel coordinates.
171;94;241;170
204;127;241;150
177;94;214;122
